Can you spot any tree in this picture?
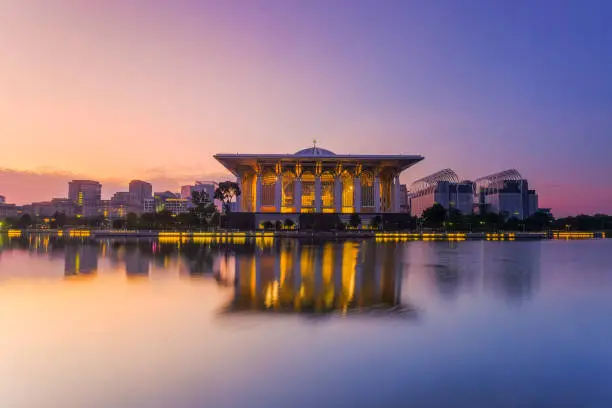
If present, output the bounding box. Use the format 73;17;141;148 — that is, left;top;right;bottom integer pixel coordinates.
525;211;552;231
349;213;361;229
483;212;505;231
274;220;282;230
52;212;67;228
422;203;446;229
505;217;521;231
191;191;217;227
112;219;126;229
370;215;382;230
262;221;274;230
284;218;296;230
16;214;33;229
126;212;139;229
214;181;241;214
446;208;464;231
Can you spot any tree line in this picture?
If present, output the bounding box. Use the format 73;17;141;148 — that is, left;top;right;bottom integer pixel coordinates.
2;195;611;232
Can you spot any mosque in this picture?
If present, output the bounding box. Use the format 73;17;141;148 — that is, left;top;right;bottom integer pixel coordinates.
214;143;423;216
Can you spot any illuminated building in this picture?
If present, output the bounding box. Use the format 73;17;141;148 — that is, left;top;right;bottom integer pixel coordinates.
68;180;102;217
409;169;474;217
474;169;538;220
214;144;423;221
144;191;188;214
161;198;189;215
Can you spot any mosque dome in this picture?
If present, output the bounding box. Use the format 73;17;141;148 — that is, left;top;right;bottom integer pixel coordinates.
294;146;336;157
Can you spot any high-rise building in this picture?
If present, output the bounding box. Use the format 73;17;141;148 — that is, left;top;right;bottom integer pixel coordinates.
129;180;152;204
0;195;5;204
68;180;102;217
473;169;538;220
409;169;474;217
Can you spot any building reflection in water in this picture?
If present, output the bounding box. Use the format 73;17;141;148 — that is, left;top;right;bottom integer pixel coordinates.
226;241;412;316
64;244;98;276
481;241;541;303
124;244;151;277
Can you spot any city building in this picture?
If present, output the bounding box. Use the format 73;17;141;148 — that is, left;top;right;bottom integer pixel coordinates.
68;180;102;217
408;169;474;217
473;169;538;220
129;180;152;204
0;196;18;219
181;181;222;211
214;144;423;219
399;184;410;213
22;198;77;218
162;198;189;215
144;191;189;215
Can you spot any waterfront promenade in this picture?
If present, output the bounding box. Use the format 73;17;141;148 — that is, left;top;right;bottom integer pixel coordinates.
2;229;607;241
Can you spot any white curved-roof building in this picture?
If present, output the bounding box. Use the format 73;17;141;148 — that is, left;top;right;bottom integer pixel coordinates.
214;145;423;214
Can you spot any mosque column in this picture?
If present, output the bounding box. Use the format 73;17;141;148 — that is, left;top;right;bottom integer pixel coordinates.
315;176;322;212
274;176;282;213
314;161;322;213
374;175;381;213
354;177;362;213
273;162;282;212
255;172;263;212
334;176;342;213
295;177;302;213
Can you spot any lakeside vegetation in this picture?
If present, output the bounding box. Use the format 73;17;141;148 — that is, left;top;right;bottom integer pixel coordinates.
1;201;611;233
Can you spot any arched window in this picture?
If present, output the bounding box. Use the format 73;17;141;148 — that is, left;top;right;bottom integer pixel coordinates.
321;171;335;210
301;172;315;211
261;171;277;208
241;173;255;212
282;172;295;209
341;171;354;213
361;171;375;209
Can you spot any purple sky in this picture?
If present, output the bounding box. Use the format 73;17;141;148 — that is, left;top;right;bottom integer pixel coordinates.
1;0;611;215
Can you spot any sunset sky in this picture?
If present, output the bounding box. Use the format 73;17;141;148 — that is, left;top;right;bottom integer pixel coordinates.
1;0;611;215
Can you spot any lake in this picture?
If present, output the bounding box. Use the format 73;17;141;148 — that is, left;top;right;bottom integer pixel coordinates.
1;236;611;408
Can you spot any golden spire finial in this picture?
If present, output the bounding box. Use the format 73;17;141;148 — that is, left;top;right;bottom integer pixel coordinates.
313;138;317;149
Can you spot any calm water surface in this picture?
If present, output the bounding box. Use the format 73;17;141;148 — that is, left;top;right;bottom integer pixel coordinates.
0;236;611;408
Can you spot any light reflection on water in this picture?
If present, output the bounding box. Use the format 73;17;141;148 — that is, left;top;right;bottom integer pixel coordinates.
0;236;611;408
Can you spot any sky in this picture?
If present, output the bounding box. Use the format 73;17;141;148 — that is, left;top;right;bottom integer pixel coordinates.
1;0;611;215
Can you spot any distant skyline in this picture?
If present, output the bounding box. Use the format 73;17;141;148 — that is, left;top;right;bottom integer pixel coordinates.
1;1;611;215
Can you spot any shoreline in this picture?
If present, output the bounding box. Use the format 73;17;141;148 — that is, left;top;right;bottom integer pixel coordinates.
1;229;607;241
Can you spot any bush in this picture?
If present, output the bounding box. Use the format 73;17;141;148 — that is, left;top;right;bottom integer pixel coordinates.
370;215;382;230
349;213;361;229
299;213;344;231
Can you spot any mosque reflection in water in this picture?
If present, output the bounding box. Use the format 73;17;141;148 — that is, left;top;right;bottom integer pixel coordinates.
0;235;541;308
228;241;406;315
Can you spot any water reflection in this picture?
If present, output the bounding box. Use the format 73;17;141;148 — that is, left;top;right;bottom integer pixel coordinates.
228;241;409;316
0;236;543;307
